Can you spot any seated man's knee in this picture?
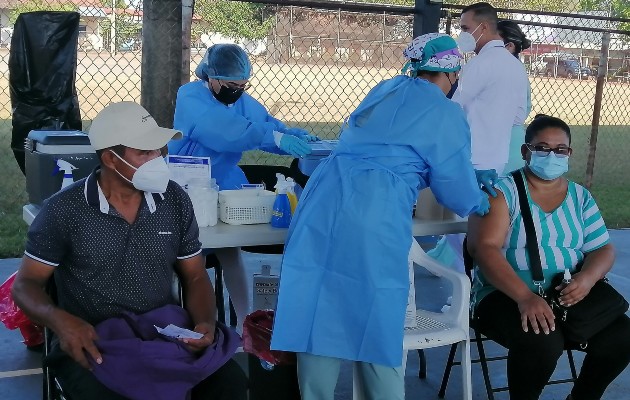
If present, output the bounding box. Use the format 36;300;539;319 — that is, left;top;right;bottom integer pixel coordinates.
193;359;248;400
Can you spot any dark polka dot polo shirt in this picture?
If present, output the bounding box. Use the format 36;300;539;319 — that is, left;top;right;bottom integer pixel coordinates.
25;168;202;325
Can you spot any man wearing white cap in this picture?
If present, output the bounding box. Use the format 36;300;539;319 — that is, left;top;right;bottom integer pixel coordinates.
11;102;247;399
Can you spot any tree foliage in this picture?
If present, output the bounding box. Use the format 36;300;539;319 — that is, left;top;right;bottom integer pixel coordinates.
193;0;273;41
441;0;579;13
580;0;630;31
98;0;142;50
9;0;77;24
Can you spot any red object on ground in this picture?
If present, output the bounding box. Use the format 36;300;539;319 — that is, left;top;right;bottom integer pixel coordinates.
242;310;296;366
0;272;44;347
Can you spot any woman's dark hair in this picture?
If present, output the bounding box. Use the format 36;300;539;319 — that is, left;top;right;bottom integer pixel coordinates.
497;20;531;55
525;114;571;144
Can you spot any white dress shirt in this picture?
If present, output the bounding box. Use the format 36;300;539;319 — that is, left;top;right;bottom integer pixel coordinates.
452;40;529;172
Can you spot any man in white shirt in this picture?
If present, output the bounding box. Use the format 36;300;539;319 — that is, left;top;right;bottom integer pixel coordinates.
427;3;529;275
453;2;529;175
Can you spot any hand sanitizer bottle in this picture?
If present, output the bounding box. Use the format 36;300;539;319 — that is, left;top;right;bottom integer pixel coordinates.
271;174;292;228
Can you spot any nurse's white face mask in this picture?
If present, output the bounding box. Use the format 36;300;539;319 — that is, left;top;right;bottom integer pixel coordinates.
457;24;483;53
110;150;171;193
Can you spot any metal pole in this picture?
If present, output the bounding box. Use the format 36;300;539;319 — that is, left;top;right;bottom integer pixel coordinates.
289;6;294;59
110;0;117;53
413;0;441;37
182;0;195;85
381;12;385;69
585;32;611;189
142;0;182;129
337;8;341;65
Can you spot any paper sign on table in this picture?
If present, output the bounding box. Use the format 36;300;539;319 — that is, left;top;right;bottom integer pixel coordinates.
166;155;211;189
154;324;204;340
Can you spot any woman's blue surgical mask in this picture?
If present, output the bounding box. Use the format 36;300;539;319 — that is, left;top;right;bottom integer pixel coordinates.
528;152;569;180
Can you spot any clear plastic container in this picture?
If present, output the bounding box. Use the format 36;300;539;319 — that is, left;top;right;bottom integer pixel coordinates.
188;178;218;227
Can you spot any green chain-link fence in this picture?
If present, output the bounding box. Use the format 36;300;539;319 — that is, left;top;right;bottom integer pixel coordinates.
1;0;629;257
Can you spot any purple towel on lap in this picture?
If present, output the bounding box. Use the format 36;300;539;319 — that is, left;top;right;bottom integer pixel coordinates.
88;304;240;400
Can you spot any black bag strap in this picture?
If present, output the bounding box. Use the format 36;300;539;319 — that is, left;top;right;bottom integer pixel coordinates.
511;170;545;286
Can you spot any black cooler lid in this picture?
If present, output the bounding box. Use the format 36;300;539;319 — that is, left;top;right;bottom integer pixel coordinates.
27;130;90;145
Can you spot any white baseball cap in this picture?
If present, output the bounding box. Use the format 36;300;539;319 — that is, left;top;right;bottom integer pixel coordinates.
88;102;182;150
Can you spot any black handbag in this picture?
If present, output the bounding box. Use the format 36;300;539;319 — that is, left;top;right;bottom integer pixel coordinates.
512;170;629;345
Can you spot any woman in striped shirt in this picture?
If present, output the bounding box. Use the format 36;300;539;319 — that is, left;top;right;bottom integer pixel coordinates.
468;114;630;400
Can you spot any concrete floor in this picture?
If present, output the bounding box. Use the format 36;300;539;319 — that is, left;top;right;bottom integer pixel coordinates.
1;231;629;399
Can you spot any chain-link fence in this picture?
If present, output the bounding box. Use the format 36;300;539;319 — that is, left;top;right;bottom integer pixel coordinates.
440;2;630;227
1;0;629;256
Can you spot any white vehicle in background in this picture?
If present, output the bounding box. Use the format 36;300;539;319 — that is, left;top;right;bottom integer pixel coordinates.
1;27;12;49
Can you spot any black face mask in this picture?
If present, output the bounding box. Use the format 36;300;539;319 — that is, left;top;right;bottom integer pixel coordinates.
212;85;244;105
445;73;459;99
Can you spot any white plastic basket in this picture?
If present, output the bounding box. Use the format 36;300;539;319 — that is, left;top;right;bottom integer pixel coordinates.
218;189;276;225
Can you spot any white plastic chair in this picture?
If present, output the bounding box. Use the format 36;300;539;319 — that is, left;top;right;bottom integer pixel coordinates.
353;238;472;400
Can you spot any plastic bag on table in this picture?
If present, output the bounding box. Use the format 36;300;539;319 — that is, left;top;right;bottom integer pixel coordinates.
0;272;44;347
243;310;296;368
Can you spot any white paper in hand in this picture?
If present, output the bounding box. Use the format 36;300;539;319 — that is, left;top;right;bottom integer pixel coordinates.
154;324;204;340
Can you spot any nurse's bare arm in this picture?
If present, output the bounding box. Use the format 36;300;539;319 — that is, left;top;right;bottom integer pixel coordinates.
11;257;102;369
468;191;555;334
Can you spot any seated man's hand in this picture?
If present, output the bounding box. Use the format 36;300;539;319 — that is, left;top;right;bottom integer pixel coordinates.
516;293;556;335
180;321;216;353
53;311;102;370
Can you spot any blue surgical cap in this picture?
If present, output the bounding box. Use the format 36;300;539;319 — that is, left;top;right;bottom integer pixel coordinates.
195;44;252;81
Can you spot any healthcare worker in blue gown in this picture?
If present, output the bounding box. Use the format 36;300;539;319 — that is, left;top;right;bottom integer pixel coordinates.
169;43;319;327
271;33;491;400
170;43;319;190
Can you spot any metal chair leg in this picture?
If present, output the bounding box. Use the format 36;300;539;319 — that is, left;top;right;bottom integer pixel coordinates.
229;298;238;327
438;343;458;398
214;263;226;324
567;349;578;380
417;349;427;379
474;330;495;400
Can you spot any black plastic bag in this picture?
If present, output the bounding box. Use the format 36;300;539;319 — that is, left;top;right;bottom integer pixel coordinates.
9;11;82;174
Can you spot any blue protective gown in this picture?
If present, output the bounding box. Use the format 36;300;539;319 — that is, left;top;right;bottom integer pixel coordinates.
270;76;483;368
169;80;291;190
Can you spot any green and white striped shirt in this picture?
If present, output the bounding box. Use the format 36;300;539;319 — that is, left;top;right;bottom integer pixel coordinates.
472;170;610;306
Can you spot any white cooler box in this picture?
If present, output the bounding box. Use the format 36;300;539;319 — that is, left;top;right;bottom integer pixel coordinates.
25;130;98;206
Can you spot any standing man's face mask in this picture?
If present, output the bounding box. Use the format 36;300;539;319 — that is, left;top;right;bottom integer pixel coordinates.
212;84;245;105
110;151;171;193
457;24;483;53
528;152;569;180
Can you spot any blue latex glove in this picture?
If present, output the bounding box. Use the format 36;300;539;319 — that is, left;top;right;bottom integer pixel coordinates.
474;169;498;197
302;134;321;142
286;128;321;142
278;134;312;158
475;191;491;217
